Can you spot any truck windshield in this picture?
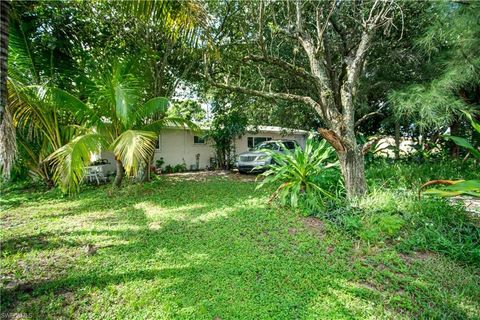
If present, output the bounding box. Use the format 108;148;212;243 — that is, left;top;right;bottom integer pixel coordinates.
255;142;278;150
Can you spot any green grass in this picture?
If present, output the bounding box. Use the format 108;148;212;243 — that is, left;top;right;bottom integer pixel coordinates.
1;162;480;319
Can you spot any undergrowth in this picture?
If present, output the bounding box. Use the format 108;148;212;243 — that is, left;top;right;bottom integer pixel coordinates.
305;159;480;266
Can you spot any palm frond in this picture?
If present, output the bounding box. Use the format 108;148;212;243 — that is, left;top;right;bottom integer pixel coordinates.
46;87;100;125
133;96;169;124
114;83;138;127
47;133;107;194
8;81;63;149
94;63;140;128
8;14;40;83
142;116;200;133
124;0;208;43
111;130;157;176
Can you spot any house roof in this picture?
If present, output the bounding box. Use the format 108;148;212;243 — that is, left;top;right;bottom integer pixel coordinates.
247;125;308;134
163;124;308;134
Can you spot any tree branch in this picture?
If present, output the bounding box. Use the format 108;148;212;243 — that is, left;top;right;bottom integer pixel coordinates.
243;55;316;83
355;109;384;128
209;78;320;110
315;0;336;54
201;67;323;114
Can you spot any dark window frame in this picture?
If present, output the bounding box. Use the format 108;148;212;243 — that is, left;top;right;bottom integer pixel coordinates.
194;135;206;144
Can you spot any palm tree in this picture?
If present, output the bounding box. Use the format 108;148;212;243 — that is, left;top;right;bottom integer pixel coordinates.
7;81;76;185
2;6;83;183
0;0;14;178
46;62;196;193
2;0;204;188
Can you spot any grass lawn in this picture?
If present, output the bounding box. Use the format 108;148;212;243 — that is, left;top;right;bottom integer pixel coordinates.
1;163;479;319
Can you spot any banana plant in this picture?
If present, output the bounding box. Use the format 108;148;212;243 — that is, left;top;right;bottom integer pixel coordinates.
420;112;480;198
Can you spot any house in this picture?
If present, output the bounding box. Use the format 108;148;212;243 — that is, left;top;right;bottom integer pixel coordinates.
97;125;308;173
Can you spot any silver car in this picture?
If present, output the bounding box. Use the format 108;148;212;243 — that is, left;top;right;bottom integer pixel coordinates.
236;140;299;173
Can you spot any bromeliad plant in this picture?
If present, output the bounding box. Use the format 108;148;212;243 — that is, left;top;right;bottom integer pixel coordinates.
420;112;480;198
256;134;340;208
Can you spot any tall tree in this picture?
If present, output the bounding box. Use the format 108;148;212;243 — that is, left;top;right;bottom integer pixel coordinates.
204;0;404;198
390;1;480;131
0;0;9;121
0;0;14;178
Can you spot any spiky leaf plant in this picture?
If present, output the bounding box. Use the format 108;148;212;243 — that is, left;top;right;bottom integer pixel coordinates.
256;134;340;208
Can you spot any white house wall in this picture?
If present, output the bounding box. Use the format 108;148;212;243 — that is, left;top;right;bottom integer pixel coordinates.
97;129;307;171
154;129;307;170
154;129;215;170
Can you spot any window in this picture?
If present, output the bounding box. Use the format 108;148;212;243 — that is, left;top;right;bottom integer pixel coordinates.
155;136;161;150
247;137;271;149
194;135;206;144
282;141;297;150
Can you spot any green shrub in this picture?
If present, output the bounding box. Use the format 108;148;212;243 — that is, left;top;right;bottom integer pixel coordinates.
359;213;405;242
420;112;480;198
173;163;187;173
256;134;341;209
399;198;480;265
155;158;165;169
317;167;479;265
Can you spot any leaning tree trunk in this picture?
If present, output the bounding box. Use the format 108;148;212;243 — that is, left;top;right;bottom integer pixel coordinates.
0;0;9;124
114;159;124;188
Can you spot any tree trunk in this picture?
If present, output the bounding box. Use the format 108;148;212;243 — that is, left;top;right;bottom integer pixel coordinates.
449;118;460;158
0;1;14;178
0;0;9;123
319;128;367;199
338;147;367;199
140;158;151;183
394;121;400;160
319;123;368;199
114;159;124;188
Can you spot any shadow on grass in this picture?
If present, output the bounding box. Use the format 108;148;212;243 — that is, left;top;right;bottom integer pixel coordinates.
1;178;479;319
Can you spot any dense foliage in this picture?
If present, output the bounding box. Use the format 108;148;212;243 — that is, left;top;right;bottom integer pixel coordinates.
207;99;248;169
0;1;479;319
1;0;202;193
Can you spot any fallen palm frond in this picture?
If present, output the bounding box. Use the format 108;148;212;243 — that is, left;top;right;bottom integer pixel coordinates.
419;112;480;199
420;179;480;198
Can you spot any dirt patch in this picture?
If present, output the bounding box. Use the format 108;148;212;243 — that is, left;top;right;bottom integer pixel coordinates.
288;228;298;235
163;170;257;182
399;251;436;264
358;281;379;291
303;216;325;237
